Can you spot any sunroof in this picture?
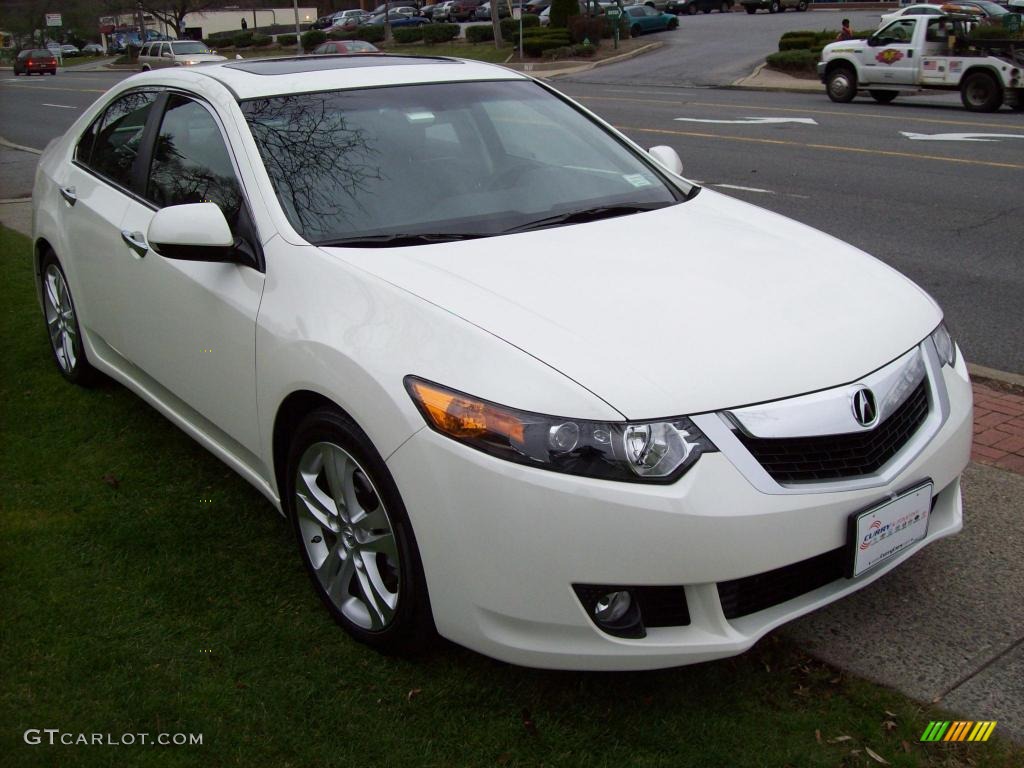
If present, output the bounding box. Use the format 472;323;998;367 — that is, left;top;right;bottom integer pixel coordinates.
224;54;458;76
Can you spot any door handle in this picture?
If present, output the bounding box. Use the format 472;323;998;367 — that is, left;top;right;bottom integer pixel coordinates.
120;229;149;257
59;186;77;206
908;49;913;58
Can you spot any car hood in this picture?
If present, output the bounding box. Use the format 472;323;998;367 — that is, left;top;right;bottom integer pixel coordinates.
327;189;941;419
186;54;228;62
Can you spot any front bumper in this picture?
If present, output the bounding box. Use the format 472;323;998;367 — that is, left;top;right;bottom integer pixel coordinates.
387;353;972;670
817;61;826;81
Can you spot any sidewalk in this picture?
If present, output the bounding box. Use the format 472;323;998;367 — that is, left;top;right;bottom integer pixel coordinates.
732;63;824;93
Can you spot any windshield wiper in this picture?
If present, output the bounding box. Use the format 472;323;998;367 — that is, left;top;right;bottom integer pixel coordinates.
316;233;485;248
500;202;674;235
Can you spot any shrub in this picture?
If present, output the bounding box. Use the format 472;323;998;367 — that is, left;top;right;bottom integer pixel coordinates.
778;35;816;51
542;45;576;60
393;27;425;43
466;25;494;43
500;14;539;38
973;22;1023;40
765;49;818;72
202;37;218;48
300;29;327;50
233;31;254;48
568;15;604;44
523;30;571;56
277;33;298;47
333;25;386;43
574;41;596;56
422;23;459;43
549;0;578;28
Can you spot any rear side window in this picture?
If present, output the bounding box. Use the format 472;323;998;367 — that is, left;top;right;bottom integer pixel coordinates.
146;95;244;231
78;91;157;188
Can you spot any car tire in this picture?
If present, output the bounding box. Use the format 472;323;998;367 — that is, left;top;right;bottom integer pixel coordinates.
669;16;679;27
284;406;434;655
960;71;1003;113
870;89;897;104
40;250;101;386
721;1;731;10
688;3;697;13
631;23;642;35
796;0;808;9
826;64;857;103
769;0;780;12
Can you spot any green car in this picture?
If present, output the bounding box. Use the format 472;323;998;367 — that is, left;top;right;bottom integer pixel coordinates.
624;4;680;33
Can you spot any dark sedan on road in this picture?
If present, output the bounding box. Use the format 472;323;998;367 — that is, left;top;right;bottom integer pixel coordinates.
13;49;58;76
667;0;734;13
740;0;808;12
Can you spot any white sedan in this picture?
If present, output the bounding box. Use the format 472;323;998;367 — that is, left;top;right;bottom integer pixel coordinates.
32;56;972;670
879;2;944;26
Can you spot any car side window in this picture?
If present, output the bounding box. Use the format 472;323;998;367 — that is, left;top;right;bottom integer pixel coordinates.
84;91;158;188
146;95;244;231
880;19;916;42
140;44;150;57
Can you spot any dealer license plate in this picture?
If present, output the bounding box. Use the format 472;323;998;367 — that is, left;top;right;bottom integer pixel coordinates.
847;482;932;578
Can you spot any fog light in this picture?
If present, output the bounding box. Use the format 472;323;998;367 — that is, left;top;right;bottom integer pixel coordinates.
594;590;631;624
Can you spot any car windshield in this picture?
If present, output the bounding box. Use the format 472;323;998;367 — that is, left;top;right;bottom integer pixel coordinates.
976;1;1008;13
241;80;688;245
171;41;212;54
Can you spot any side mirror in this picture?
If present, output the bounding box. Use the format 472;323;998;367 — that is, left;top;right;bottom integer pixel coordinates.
648;145;683;176
867;36;880;46
148;202;238;263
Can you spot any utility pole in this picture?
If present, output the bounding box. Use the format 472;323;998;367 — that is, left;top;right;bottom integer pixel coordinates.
292;0;302;54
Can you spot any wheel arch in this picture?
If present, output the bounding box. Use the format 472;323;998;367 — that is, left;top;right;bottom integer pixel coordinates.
824;57;858;79
271;388;348;508
961;65;1002;85
33;237;56;303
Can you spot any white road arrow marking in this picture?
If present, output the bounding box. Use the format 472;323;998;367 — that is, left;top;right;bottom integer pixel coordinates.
674;116;819;126
901;131;1024;143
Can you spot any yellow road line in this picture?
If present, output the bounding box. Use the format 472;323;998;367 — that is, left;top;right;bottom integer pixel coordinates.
580;95;1024;133
616;125;1024;171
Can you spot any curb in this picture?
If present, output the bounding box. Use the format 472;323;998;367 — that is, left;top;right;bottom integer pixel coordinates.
0;136;42;155
969;363;1024;390
533;41;664;79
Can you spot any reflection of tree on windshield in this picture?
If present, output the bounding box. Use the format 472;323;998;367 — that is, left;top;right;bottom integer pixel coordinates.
148;133;243;228
243;95;382;236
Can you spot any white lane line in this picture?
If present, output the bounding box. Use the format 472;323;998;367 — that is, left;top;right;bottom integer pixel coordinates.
675;117;819;126
712;183;775;195
901;130;1024;143
42;103;77;109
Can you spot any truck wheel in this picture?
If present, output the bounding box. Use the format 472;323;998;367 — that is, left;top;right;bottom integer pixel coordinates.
960;72;1003;112
870;90;897;104
796;0;808;9
769;0;780;12
827;65;857;103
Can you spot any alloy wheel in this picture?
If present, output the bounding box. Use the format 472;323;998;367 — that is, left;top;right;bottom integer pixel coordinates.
43;263;78;373
294;441;401;631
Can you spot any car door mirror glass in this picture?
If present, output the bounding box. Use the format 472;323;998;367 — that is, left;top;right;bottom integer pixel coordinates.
148;203;237;262
648;145;683;176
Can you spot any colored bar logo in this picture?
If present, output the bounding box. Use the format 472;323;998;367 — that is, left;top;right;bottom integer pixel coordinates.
920;721;997;742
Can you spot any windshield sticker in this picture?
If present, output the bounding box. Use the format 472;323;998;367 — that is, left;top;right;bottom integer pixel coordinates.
623;174;652;188
876;49;904;65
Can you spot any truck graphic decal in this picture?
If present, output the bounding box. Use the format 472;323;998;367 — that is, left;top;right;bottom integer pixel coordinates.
876;49;904;65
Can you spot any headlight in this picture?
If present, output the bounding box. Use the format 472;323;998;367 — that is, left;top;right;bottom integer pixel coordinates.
405;377;717;483
930;322;956;368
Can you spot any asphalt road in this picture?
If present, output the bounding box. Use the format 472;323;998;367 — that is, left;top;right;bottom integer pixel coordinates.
569;8;887;87
1;65;1022;374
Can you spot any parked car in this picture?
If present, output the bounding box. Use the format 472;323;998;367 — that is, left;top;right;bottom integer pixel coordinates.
33;56;972;672
879;3;944;26
431;0;457;19
667;0;734;13
739;0;808;12
13;48;57;75
138;40;227;70
624;4;680;32
311;40;380;54
525;0;552;13
475;2;510;20
938;0;1010;19
449;0;486;20
372;1;421;13
328;12;373;31
366;11;432;25
81;43;105;54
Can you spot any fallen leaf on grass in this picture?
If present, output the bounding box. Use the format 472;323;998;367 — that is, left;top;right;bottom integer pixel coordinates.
865;746;889;764
521;708;538;736
900;740;912;753
815;729;822;744
407;688;422;702
102;473;120;489
884;710;897;718
828;735;853;743
882;720;897;731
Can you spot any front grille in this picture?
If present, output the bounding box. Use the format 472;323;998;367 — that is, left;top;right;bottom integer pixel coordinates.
717;547;846;620
736;381;929;484
632;586;691;628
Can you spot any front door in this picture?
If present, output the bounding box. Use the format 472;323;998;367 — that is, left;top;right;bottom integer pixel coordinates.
861;19;919;85
117;93;265;454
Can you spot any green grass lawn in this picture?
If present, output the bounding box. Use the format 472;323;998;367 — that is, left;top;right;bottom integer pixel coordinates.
1;223;1020;767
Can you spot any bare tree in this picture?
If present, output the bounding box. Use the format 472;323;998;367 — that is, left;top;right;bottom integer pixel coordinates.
490;0;504;48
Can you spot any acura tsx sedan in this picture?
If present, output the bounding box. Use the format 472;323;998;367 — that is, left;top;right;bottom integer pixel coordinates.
32;55;972;670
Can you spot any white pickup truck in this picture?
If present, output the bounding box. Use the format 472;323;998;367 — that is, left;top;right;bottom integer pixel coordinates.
818;14;1024;111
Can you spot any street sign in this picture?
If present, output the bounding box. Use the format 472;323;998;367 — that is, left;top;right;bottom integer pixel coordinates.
606;8;621;17
45;13;62;26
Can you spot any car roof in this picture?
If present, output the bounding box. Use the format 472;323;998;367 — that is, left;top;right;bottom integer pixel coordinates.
154;54;525;100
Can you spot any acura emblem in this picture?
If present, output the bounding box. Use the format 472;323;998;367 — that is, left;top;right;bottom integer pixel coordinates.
852;387;878;428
